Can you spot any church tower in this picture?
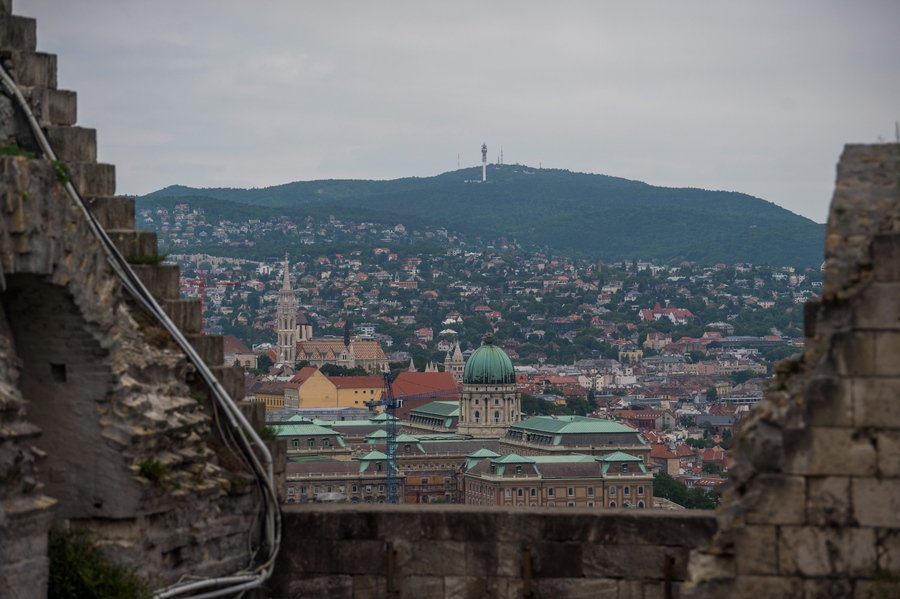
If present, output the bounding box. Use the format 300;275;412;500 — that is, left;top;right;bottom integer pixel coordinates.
457;335;520;437
443;342;465;383
276;254;298;366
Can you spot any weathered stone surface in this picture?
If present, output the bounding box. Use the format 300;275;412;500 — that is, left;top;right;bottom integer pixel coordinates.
743;474;806;525
852;479;900;528
778;526;876;577
807;477;851;526
853;377;900;428
874;332;900;376
733;526;777;575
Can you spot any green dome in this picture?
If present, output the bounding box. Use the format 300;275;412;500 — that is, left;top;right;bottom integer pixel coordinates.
463;337;515;385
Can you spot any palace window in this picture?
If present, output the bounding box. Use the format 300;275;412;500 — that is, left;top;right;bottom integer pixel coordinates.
587;487;594;497
292;439;300;448
609;486;616;496
638;486;644;496
530;488;536;497
624;487;630;496
517;488;524;497
609;501;616;508
308;439;315;448
548;488;555;497
638;501;645;508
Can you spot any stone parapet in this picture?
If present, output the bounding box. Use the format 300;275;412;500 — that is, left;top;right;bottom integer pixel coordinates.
269;504;716;599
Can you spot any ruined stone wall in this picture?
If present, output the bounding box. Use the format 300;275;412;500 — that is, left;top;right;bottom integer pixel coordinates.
686;144;900;597
0;3;272;595
269;504;716;599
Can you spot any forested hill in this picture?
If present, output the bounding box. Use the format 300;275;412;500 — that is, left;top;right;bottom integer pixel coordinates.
141;165;825;266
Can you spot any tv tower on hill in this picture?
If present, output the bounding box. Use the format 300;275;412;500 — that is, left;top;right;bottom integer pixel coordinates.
481;143;488;182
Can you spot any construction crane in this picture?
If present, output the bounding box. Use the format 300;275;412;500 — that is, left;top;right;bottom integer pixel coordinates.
365;372;399;503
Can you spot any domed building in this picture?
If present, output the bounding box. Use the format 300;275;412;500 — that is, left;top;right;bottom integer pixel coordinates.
457;336;521;437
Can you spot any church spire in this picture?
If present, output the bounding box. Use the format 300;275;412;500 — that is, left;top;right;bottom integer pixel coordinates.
282;252;291;290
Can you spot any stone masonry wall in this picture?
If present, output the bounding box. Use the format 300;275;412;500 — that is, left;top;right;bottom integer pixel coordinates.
686;144;900;597
269;504;717;599
0;3;272;596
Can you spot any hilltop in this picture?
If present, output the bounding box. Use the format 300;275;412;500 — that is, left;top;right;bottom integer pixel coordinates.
141;166;825;265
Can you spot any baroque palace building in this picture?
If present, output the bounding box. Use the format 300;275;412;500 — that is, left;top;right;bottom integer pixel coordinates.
276;337;652;507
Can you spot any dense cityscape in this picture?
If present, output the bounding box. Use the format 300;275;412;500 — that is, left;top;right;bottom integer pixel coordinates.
138;200;822;509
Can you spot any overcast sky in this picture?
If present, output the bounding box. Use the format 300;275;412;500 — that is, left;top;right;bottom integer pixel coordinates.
16;1;900;223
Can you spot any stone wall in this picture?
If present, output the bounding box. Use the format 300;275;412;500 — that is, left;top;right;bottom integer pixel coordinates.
0;3;271;595
686;144;900;597
269;504;716;599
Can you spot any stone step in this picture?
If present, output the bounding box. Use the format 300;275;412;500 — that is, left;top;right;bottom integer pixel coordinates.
21;86;77;126
45;126;97;162
12;51;56;88
0;14;36;53
131;264;180;301
164;299;202;335
86;195;134;229
67;161;115;196
187;333;224;367
210;365;247;402
106;229;158;262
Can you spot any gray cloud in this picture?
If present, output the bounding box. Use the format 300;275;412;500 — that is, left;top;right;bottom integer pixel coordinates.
16;0;900;222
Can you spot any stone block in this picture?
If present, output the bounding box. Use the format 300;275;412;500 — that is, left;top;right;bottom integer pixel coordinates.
875;332;900;376
106;230;158;262
853;478;900;527
86;195;135;230
877;431;900;476
210;364;246;402
398;575;443;599
877;529;900;574
351;575;385;599
744;474;807;525
21;86;76;126
132;264;180;301
45;126;97;162
279;574;353;599
67;161;115;196
778;526;876;577
14;51;57;88
734;525;777;575
855;578;900;599
853;378;900;428
1;15;36;52
444;576;511;599
532;577;617;599
465;542;520;577
806;376;853;427
395;540;465;577
531;541;583;578
831;332;876;376
186;333;224;367
873;233;900;282
802;579;853;598
806;477;851;526
164;299;202;334
583;544;688;580
853;283;900;330
794;427;876;476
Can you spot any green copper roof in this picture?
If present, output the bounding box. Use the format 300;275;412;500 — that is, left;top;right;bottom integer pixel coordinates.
370;412;399;422
410;401;460;417
510;415;639;435
395;434;420;443
492;453;536;464
366;430;389;439
463;336;515;385
597;451;644;462
273;423;341;437
467;448;501;458
357;450;388;460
